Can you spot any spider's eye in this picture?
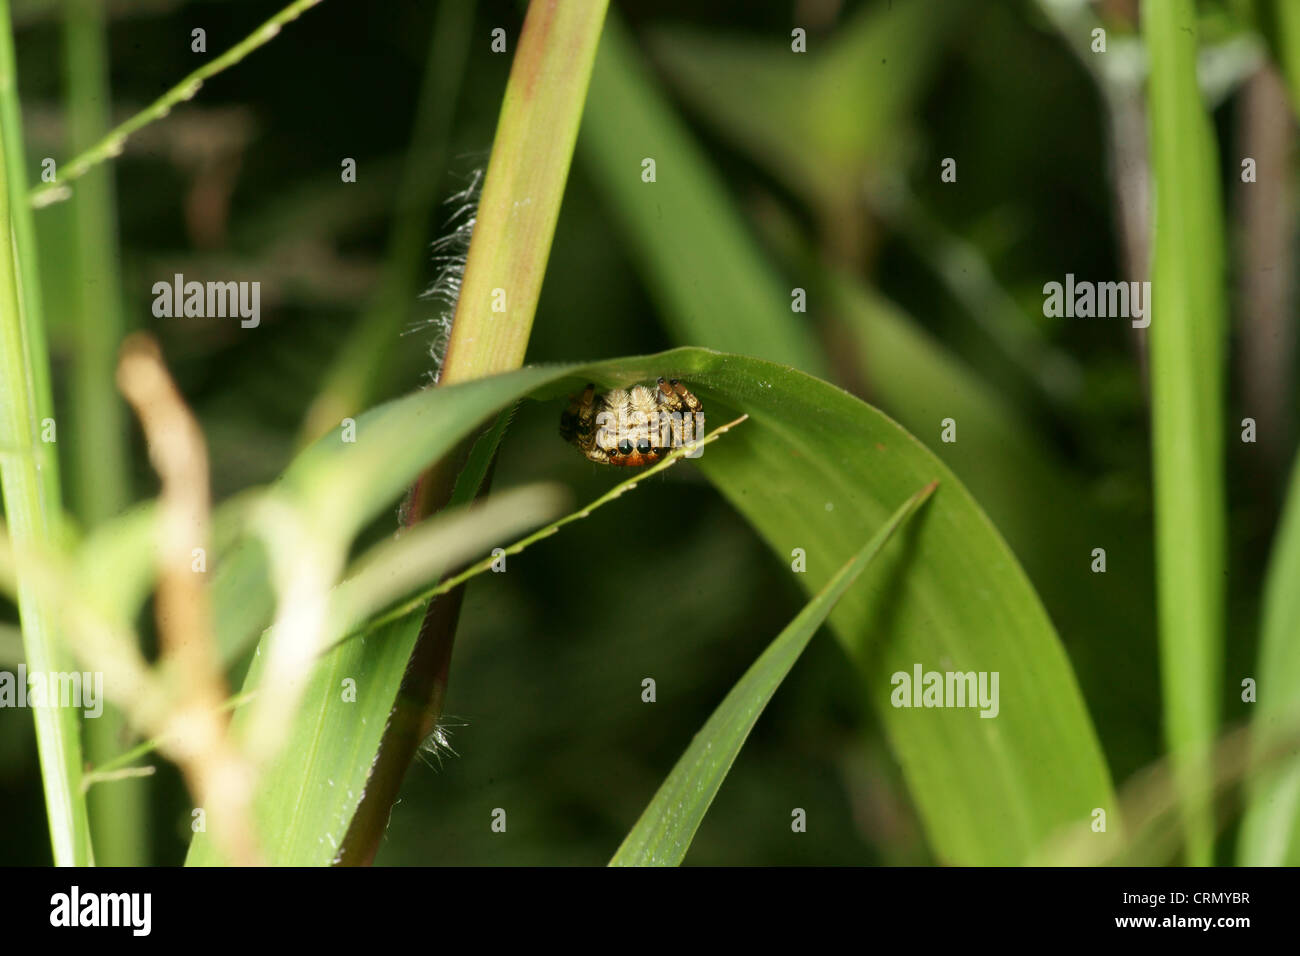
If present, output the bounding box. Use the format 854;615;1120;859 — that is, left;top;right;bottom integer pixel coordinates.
636;438;651;454
618;439;634;456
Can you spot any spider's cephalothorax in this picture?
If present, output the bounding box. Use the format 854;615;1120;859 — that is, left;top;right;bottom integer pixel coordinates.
560;378;705;466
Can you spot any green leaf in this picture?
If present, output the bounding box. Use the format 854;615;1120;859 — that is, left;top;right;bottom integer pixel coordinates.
825;272;1160;779
436;0;609;384
188;347;1113;864
610;480;937;867
271;369;561;547
0;0;90;866
1143;0;1228;866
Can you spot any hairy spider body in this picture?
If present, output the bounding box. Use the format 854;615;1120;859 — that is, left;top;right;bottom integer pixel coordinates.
560;378;705;466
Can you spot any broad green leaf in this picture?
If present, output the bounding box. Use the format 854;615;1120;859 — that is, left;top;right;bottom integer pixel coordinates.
826;273;1159;779
611;480;937;867
189;347;1113;864
1239;452;1300;864
1143;0;1228;866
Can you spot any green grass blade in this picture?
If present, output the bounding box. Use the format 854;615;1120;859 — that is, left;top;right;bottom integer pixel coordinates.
1239;452;1300;864
0;0;91;866
271;368;562;547
610;481;937;867
328;484;571;647
436;0;609;384
62;0;141;867
447;404;516;508
0;0;56;504
826;273;1159;779
1143;0;1228;866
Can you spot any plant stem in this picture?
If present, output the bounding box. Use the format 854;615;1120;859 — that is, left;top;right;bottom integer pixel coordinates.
337;0;610;864
63;0;143;867
1143;0;1227;866
0;0;92;865
437;0;610;384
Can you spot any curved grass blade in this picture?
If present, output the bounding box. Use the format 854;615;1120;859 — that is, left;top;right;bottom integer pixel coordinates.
0;0;89;864
610;480;937;867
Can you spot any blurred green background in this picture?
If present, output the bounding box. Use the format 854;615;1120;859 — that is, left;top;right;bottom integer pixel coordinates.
0;0;1289;864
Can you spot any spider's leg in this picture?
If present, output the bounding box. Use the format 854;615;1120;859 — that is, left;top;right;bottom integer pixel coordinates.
657;378;706;446
560;383;597;447
671;381;704;443
670;380;703;414
656;377;685;447
655;377;683;412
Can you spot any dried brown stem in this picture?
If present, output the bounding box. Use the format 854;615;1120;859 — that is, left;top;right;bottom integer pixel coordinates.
116;333;261;866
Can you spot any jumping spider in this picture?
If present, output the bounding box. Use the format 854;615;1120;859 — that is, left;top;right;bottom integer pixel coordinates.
560;377;705;466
